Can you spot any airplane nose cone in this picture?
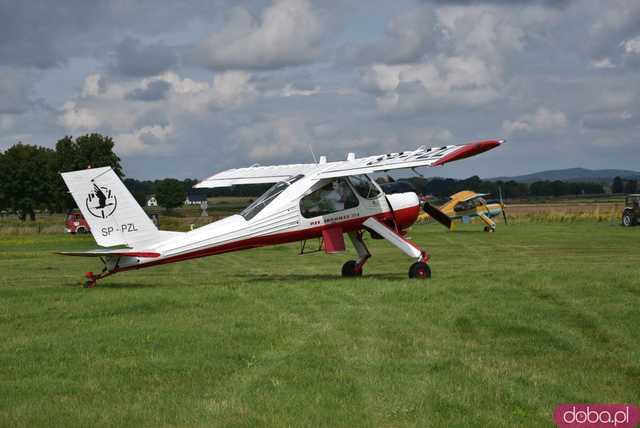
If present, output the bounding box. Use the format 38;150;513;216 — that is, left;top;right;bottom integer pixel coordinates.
387;192;421;229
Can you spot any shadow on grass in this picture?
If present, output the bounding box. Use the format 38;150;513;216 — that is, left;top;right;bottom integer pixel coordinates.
60;279;158;289
75;272;410;289
447;229;493;234
96;282;159;289
234;272;406;283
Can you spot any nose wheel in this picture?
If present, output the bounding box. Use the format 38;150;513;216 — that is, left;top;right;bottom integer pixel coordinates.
409;262;431;279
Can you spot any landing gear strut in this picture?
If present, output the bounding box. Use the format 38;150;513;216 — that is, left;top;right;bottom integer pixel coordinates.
342;231;370;277
361;217;432;280
479;212;496;232
82;266;113;288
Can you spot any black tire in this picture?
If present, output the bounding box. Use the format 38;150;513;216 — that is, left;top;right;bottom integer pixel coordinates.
341;260;362;277
483;226;495;232
622;212;636;227
76;227;86;234
408;262;431;279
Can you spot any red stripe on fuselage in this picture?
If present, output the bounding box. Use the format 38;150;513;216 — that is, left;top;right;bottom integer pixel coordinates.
118;205;420;273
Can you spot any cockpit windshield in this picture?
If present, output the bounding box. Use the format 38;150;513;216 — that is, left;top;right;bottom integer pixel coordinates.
240;175;304;221
348;174;381;199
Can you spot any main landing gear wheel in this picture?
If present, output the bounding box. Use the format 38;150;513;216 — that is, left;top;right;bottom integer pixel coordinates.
483;226;495;232
408;262;431;279
622;212;635;227
342;260;362;277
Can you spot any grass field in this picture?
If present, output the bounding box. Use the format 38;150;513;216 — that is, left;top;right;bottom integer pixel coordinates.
1;223;639;427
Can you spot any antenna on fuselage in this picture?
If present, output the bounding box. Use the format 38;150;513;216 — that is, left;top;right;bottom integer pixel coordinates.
307;144;318;164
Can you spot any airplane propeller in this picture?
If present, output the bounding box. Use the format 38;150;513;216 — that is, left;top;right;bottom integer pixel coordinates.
422;201;452;229
498;186;508;225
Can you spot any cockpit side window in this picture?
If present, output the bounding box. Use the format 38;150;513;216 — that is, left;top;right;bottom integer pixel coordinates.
240;175;304;221
454;200;473;212
348;174;381;199
300;178;359;218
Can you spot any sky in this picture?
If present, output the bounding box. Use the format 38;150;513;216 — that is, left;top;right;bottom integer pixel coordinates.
0;0;639;180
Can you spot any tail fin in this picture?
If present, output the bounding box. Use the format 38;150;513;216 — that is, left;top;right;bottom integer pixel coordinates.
61;167;162;247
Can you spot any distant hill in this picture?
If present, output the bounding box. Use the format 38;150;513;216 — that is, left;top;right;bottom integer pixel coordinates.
489;168;640;184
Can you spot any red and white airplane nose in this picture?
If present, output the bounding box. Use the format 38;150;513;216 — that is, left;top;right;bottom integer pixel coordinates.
386;192;421;230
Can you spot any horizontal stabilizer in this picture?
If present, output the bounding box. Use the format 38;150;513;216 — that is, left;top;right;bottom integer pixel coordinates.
56;249;161;258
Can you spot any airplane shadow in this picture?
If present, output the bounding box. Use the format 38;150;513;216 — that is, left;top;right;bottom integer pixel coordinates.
96;282;158;289
60;272;407;289
234;273;405;283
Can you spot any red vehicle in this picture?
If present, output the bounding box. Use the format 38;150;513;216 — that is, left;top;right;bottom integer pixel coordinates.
65;209;91;234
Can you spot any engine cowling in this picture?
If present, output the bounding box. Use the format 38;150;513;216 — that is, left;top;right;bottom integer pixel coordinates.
386;192;421;230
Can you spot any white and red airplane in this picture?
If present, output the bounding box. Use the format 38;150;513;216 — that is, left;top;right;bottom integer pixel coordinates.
58;139;502;287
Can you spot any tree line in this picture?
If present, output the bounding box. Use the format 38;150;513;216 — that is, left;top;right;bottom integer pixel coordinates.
0;134;199;219
611;176;638;194
394;176;608;199
0;134;122;220
1;135;634;221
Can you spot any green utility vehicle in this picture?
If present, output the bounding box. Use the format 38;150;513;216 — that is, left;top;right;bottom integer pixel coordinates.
622;194;640;227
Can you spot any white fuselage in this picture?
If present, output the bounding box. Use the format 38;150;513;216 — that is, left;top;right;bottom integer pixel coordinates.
113;175;420;272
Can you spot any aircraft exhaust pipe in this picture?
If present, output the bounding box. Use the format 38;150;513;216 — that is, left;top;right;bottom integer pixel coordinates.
422;202;452;229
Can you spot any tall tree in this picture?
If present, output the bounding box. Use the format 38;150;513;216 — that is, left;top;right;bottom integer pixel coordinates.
0;143;56;220
624;179;638;194
155;179;186;211
50;134;124;212
612;176;624;194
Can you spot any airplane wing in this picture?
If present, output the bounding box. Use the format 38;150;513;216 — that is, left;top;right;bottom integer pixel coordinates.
459;192;491;202
194;163;318;188
195;139;502;188
313;140;503;179
56;249;161;258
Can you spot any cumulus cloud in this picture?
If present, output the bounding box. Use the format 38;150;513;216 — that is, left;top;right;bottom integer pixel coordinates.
111;37;177;77
232;118;312;161
344;7;437;65
355;4;534;116
82;74;106;97
362;55;501;115
502;107;568;137
621;36;640;55
0;69;33;114
590;58;616;69
126;80;172;102
4;0;640;178
0;1;222;68
60;101;102;130
115;124;175;155
58;70;259;155
189;0;326;70
580;111;633;130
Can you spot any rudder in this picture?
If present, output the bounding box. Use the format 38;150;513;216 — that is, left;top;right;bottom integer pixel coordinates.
61;167;161;247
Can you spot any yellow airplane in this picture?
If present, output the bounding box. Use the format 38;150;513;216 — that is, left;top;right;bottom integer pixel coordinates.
420;190;508;232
